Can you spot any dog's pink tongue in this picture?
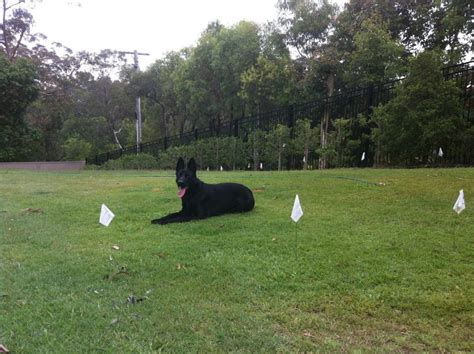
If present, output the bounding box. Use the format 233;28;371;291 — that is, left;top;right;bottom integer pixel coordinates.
177;187;187;198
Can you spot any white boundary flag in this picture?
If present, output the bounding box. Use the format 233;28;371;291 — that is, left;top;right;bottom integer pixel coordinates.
438;147;444;157
361;152;366;161
291;194;303;223
100;204;115;226
453;190;465;214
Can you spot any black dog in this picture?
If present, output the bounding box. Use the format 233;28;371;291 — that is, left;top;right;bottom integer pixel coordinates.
151;157;255;225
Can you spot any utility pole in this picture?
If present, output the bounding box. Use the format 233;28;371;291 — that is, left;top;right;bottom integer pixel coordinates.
118;50;150;153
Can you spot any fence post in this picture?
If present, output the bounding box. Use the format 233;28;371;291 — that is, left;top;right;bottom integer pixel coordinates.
194;128;198;140
164;136;168;150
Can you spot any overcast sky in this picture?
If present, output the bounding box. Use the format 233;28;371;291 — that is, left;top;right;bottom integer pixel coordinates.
30;0;347;70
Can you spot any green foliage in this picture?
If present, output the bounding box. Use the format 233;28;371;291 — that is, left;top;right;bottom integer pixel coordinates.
278;0;338;57
344;16;405;87
101;153;159;170
62;137;92;161
156;137;247;171
0;54;39;161
156;145;196;170
240;55;297;114
61;116;111;156
2;0;472;166
247;130;267;170
292;119;319;169
264;124;291;170
372;51;464;165
325;115;371;167
327;118;355;167
208;137;247;170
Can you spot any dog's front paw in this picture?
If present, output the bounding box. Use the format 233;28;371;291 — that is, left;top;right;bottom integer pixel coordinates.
151;218;166;225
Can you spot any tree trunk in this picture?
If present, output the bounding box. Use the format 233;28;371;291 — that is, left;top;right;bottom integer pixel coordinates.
304;145;309;170
278;151;282;171
319;72;335;170
253;147;259;171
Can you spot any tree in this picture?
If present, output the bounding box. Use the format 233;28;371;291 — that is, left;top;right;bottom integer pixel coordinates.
291;118;318;169
0;53;39;161
278;0;338;58
278;0;340;169
60;116;111;156
344;16;405;88
333;0;472;63
372;51;464;165
426;0;473;63
239;55;297;114
265;124;291;170
136;51;187;140
1;0;36;61
62;137;92;161
247;129;267;170
184;21;261;131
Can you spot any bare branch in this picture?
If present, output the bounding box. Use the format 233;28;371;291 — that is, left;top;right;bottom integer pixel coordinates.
10;23;25;59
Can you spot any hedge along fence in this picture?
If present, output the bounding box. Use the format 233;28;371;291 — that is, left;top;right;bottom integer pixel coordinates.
87;60;473;168
96;122;336;171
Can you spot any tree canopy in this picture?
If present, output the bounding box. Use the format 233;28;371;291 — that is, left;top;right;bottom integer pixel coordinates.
0;0;472;166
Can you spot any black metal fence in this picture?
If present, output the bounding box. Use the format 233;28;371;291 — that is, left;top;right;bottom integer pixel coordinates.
87;60;473;166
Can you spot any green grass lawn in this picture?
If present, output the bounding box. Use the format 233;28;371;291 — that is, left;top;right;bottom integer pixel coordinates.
1;168;473;352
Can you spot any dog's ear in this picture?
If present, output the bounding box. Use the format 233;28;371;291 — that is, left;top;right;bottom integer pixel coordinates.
187;158;197;176
176;157;185;174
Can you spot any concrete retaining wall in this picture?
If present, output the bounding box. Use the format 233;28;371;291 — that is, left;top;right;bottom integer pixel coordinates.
0;161;85;171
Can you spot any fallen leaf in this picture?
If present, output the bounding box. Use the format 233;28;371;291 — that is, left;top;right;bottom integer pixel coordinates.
272;237;277;241
110;318;119;325
252;188;264;193
303;330;313;337
176;263;186;270
112;245;120;251
22;207;43;213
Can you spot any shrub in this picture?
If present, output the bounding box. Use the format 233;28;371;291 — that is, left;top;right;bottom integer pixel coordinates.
101;153;159;170
62;137;92;161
